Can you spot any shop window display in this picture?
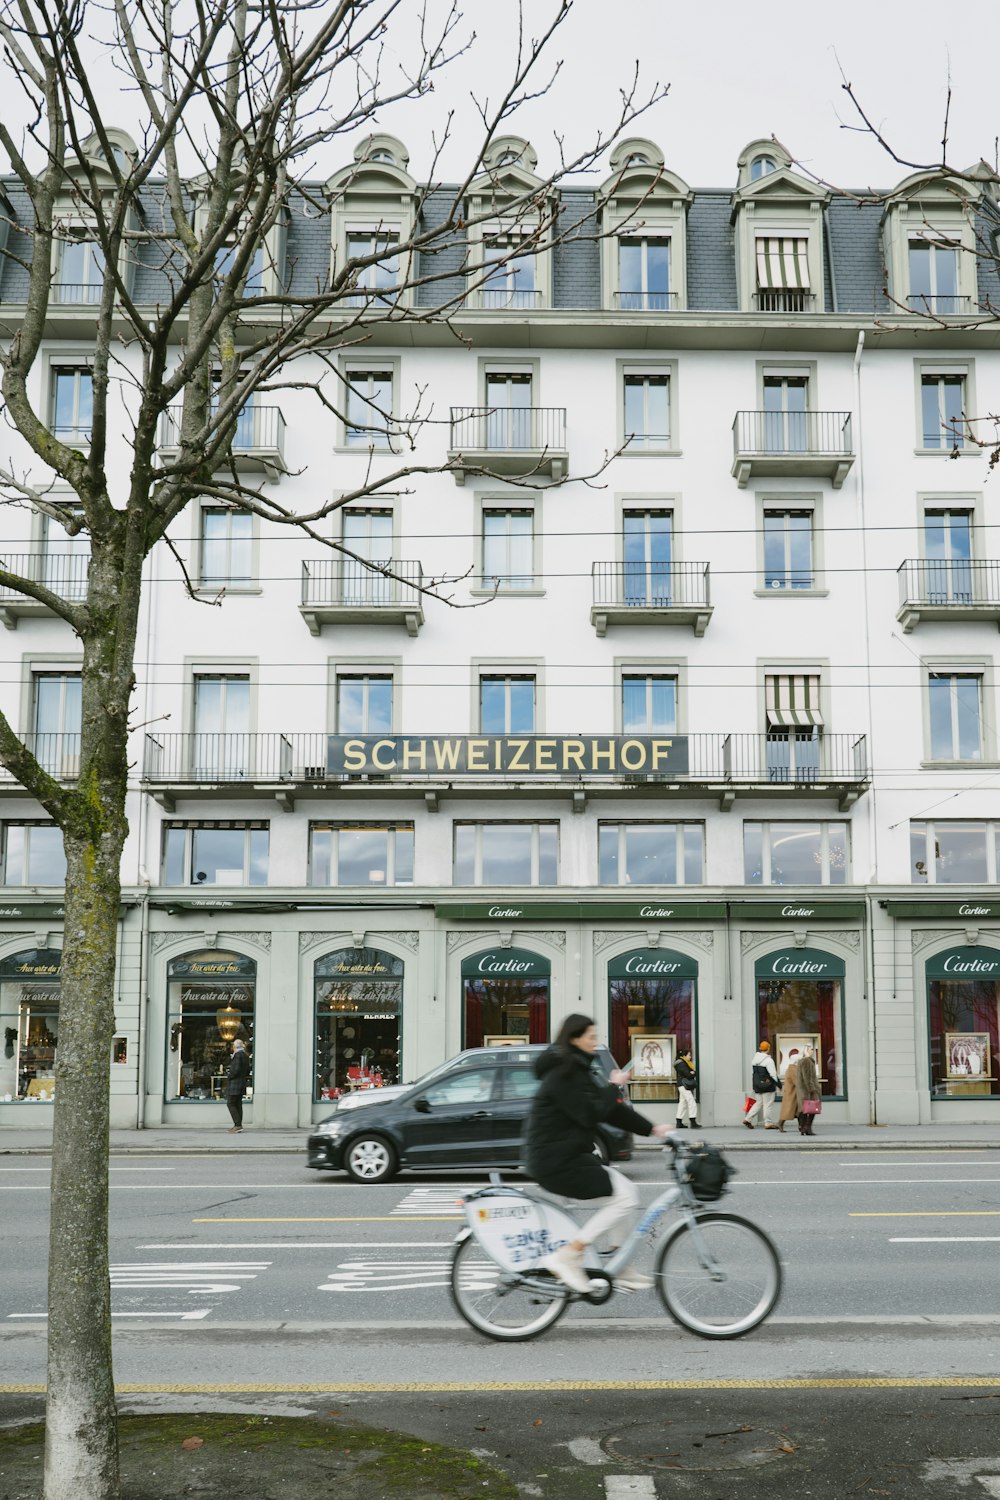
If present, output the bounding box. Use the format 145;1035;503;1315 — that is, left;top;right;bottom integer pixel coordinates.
608;948;697;1103
462;948;550;1048
0;948;63;1101
755;947;845;1098
314;947;402;1101
926;946;1000;1098
166;949;255;1101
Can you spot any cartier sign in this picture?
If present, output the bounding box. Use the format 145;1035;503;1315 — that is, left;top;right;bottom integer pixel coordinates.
328;734;689;777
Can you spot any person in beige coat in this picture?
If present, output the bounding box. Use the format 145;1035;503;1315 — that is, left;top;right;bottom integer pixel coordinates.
796;1050;821;1136
777;1054;800;1134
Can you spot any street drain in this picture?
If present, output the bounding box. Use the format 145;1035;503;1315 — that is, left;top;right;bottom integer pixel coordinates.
602;1420;793;1472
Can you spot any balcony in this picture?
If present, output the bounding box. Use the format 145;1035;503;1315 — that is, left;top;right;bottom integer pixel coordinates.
50;282;103;305
476;289;543;310
159;404;287;476
448;406;568;486
906;294;973;316
613;291;679;311
0;552;89;629
300;558;425;636
752;289;817;313
732;410;854;489
139;730;869;812
897;559;1000;632
590;561;712;637
0;733;81;793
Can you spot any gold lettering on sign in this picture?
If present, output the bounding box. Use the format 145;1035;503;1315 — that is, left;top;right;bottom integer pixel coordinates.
467;739;489;770
371;739;396;770
343;739;366;771
432;740;462;771
402;740;426;771
562;740;586;771
508;739;530;772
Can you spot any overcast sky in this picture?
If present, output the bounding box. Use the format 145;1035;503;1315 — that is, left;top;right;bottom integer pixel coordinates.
368;0;1000;190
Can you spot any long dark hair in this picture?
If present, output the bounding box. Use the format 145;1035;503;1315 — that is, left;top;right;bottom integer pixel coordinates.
553;1013;595;1052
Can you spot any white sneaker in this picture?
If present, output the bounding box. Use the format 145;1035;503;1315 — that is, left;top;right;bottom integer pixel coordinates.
542;1244;592;1295
614;1266;654;1293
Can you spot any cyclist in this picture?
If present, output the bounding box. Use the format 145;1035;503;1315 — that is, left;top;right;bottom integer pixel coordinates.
524;1012;671;1294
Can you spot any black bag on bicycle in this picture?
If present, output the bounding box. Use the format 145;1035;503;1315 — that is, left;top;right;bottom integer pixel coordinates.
684;1144;733;1202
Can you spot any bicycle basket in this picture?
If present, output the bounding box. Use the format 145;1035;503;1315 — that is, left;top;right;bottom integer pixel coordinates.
683;1144;733;1202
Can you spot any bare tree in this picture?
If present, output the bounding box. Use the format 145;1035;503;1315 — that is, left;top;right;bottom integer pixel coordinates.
0;1;663;1494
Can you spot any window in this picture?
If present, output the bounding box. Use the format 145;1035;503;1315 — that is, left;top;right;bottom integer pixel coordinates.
0;947;63;1102
923;509;973;603
340;509;393;602
485;371;533;449
482;233;537;308
462;946;550;1046
482;509;534;590
344;230;399;304
51;367;93;443
623;510;672;604
765;673;823;781
214;240;264;294
200;510;253;587
1;823;65;885
479;674;535;733
927;946;1000;1099
309;823;414;886
622;673;677;734
31;671;81;775
744;821;849;885
54;230;106;304
928;672;983;760
336;673;392;734
908;238;961;313
750;155;777;180
314;946;402;1100
162;821;269;886
40;510;89;599
453;822;558;886
920;373;966;449
756;951;845;1096
423;1068;497;1107
599;822;703;885
754;236;812;312
192;673;251;777
623;372;670;450
617;237;671;310
208;371;258;449
909;820;1000;884
345;368;394;449
762;375;808;452
763;510;813;590
166;949;255;1103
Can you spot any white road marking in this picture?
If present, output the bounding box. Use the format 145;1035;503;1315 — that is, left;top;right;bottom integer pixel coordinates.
890;1237;1000;1243
139;1241;453;1250
319;1257;492;1294
977;1481;1000;1497
9;1310;211;1322
921;1458;1000;1490
111;1261;269;1295
605;1478;656;1498
0;1167;173;1173
392;1186;474;1216
565;1436;609;1465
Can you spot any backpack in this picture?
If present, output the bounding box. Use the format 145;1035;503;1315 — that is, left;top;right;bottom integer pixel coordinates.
751;1062;776;1093
684;1144;733;1203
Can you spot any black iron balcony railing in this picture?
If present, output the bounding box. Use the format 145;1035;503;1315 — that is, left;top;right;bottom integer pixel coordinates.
0;733;81;784
302;558;423;609
51;282;103;304
896;559;1000;632
614;291;678;311
0;552;89;602
733;410;854;458
160;404;286;456
592;560;710;611
449;406;566;453
140;730;869;794
753;289;817;313
478;287;542;309
906;294;973;315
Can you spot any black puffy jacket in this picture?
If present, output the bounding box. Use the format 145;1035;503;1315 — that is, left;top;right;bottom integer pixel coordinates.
523;1045;653;1199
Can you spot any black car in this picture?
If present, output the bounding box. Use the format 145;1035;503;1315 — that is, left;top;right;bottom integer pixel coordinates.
306;1044;632;1183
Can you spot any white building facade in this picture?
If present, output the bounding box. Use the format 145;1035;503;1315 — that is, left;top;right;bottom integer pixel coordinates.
2;134;1000;1128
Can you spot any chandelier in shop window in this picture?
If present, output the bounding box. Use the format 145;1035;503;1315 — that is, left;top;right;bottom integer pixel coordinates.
216;1003;242;1042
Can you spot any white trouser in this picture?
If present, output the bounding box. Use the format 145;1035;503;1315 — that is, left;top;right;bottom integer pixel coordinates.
746;1090;777;1125
677;1086;697;1122
576;1168;640;1246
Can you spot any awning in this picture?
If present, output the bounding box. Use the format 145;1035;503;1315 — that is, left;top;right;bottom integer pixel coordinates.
766;674;824;729
756;236;810;291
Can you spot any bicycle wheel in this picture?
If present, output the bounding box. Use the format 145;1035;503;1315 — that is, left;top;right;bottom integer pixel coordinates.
655;1212;782;1339
449;1234;569;1342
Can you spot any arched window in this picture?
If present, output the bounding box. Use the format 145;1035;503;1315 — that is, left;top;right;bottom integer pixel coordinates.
750;155;777;180
608;948;697;1103
462;948;550;1047
165;949;256;1102
0;948;63;1101
314;947;403;1100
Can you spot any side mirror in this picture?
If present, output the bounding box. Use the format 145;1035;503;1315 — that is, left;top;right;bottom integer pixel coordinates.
413;1096;431;1114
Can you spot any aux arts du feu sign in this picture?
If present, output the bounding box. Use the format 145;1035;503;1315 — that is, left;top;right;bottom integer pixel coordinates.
327;734;689;777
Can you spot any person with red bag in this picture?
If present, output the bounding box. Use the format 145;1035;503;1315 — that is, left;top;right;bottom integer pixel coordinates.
796;1047;822;1136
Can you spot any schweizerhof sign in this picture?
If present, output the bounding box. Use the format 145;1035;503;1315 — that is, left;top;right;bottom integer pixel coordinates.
327;734;689;777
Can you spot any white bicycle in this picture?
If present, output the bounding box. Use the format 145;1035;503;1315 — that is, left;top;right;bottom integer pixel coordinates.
449;1137;781;1342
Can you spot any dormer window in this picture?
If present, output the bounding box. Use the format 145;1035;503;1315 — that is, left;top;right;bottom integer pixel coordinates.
326;135;415;311
214;240;265;295
732;146;827;313
344;230;400;305
750;155;777;180
600;139;690;312
882;168;985;318
466;138;552;311
618;236;671;310
482;231;537;308
53;228;106;305
754;234;813;312
51;128;140;305
908;236;962;314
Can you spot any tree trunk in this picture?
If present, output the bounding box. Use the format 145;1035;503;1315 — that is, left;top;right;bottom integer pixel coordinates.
43;828;124;1500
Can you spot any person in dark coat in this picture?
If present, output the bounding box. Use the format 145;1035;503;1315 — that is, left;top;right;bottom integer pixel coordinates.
674;1048;698;1130
524;1013;670;1294
225;1039;250;1132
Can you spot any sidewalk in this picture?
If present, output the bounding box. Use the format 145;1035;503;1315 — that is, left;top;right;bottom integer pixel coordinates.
3;1121;1000;1154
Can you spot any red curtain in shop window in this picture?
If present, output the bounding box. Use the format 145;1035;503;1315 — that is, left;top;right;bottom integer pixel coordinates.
464;982;484;1049
609;990;630;1068
816;982;836;1095
528;986;549;1043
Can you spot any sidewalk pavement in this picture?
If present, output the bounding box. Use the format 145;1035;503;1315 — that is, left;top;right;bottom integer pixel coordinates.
3;1120;1000;1154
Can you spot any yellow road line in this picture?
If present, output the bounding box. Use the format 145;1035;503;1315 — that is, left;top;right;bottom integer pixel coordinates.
191;1216;461;1223
3;1378;1000;1395
850;1210;1000;1218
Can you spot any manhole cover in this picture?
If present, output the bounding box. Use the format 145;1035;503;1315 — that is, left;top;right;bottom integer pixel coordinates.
602;1420;793;1472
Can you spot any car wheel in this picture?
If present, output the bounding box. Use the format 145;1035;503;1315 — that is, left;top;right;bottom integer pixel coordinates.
344;1135;398;1184
592;1136;610;1166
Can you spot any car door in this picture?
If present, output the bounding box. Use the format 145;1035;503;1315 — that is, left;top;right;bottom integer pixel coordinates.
491;1062;540;1163
397;1066;500;1168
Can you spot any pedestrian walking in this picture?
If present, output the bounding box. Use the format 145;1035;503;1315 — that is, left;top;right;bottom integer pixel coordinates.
744;1040;779;1129
796;1047;822;1137
674;1048;698;1129
225;1038;250;1133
